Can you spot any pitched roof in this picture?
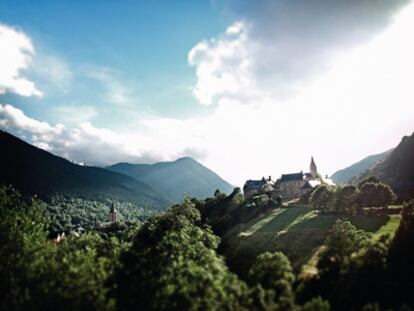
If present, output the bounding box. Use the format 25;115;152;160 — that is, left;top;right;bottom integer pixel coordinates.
244;179;266;190
280;172;304;182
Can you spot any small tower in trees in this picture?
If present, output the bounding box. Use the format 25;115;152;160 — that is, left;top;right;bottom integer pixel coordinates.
110;201;117;222
310;156;318;178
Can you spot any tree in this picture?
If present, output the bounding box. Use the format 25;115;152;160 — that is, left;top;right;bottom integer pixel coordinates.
0;186;51;310
357;182;396;210
301;297;330;311
317;220;368;276
357;176;380;189
388;199;414;281
37;234;117;311
114;201;251;311
300;221;369;310
375;183;397;209
0;186;116;311
248;252;295;309
214;189;224;198
310;186;334;213
334;185;358;214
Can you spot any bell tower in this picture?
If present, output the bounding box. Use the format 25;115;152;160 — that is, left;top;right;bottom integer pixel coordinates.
110;202;117;222
310;156;318;178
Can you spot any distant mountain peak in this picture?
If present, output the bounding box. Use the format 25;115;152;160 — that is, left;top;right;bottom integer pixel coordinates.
107;157;233;203
0;130;169;209
176;156;194;162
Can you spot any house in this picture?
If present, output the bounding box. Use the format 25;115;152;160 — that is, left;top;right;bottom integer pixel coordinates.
243;176;273;198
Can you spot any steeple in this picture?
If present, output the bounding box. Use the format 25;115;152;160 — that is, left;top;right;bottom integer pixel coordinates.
110;201;117;222
310;156;318;178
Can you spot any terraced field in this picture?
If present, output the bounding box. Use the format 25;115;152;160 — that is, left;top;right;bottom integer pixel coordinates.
221;206;401;277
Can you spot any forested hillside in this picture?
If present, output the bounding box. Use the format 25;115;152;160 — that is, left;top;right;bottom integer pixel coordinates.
0;131;169;209
331;150;392;184
2;184;414;311
355;132;414;201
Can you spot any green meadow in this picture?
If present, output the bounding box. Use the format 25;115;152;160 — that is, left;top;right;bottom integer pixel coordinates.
222;206;401;277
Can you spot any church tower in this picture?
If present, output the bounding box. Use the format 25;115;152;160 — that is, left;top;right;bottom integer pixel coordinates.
310;156;318;178
110;202;117;222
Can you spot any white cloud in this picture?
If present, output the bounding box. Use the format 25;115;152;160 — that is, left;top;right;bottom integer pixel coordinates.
86;67;138;106
0;103;177;166
54;105;98;125
0;24;42;97
32;54;73;94
190;0;411;106
0;104;62;138
188;22;256;105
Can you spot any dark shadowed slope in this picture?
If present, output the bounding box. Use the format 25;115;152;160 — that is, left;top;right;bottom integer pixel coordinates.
0;130;169;209
355;132;414;201
331;149;392;184
107;157;234;203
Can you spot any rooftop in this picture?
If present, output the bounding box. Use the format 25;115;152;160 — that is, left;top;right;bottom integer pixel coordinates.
280;172;304;182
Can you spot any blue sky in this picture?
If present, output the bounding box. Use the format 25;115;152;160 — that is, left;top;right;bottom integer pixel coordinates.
1;0;414;185
0;0;227;125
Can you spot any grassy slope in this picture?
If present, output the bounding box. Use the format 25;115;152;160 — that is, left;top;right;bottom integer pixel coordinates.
221;206;401;277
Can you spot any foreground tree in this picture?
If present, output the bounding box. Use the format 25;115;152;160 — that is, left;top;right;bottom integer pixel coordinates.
0;186;51;310
0;186;116;311
389;199;414;281
114;200;251;311
248;252;295;309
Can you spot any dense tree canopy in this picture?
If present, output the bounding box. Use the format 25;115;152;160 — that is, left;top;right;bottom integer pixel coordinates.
248;252;295;309
114;200;251;311
2;184;414;311
357;182;396;209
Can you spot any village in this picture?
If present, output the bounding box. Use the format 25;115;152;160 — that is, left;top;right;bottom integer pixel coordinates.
243;157;335;202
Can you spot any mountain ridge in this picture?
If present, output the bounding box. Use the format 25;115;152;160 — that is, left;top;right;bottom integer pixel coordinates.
331;149;393;184
107;157;234;203
355;132;414;201
0;130;169;209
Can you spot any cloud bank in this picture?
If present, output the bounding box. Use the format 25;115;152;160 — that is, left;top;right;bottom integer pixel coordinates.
0;24;42;97
0;103;205;167
191;0;411;105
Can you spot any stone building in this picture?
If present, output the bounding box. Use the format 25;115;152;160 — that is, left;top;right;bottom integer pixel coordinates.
243;177;273;198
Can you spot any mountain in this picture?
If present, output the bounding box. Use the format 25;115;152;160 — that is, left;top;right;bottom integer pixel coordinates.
355;132;414;201
107;157;234;203
0;130;169;209
331;150;392;184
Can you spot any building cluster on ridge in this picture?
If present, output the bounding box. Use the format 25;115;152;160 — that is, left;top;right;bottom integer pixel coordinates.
243;157;334;201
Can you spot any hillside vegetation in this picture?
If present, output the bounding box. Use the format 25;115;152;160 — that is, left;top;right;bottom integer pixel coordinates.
2;184;414;310
355;132;414;201
0;130;169;210
331;150;391;184
222;206;400;276
197;184;401;278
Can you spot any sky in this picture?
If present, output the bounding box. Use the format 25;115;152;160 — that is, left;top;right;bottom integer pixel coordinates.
1;0;414;186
